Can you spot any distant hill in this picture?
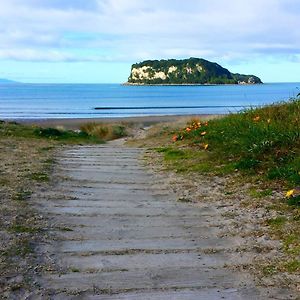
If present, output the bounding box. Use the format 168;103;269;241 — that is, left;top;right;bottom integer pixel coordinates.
126;58;262;85
0;78;18;84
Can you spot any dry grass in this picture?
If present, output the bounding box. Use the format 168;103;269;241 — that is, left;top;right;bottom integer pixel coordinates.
80;122;129;141
0;136;56;295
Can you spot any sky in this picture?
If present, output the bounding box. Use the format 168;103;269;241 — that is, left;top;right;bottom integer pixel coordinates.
0;0;300;83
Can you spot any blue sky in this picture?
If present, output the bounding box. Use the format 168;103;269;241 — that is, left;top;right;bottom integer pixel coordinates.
0;0;300;83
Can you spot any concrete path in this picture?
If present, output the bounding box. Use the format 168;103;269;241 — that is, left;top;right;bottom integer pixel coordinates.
35;144;283;299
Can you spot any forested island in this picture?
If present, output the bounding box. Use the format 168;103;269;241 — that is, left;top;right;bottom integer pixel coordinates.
126;58;262;85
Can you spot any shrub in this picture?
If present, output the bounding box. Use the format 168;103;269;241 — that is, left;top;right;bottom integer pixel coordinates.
80;123;128;141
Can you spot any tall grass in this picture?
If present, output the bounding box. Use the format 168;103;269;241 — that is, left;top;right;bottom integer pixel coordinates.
172;99;300;186
80;123;127;141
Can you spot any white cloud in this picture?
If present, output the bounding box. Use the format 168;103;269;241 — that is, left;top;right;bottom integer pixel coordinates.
0;0;299;63
0;49;75;62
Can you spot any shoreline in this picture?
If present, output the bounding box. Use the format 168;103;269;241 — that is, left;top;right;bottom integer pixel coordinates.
16;114;220;130
123;82;262;86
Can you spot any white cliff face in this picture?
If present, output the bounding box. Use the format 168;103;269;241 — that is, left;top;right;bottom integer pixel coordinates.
131;65;179;81
168;66;177;73
131;66;151;80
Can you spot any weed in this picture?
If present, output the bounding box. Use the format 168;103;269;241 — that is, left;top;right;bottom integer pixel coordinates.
13;190;32;201
262;264;278;275
9;225;40;234
39;146;55;152
283;234;300;255
58;227;74;232
34;128;63;138
283;259;300;272
267;216;287;227
164;149;185;160
70;267;80;272
249;188;273;198
4;239;34;257
287;195;300;207
177;197;192;203
29;172;49;182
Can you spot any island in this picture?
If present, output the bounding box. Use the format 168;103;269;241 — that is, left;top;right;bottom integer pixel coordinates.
126;57;262;85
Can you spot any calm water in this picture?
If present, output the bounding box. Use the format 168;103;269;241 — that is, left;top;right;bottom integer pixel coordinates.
0;83;299;119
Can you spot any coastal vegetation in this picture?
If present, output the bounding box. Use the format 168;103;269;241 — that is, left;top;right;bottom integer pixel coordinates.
80;123;128;140
170;99;300;188
127;57;262;85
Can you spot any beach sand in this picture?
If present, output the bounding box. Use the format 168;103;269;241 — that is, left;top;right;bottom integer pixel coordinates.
18;114;218;130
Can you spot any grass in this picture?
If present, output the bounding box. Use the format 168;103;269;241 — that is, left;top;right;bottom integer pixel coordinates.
267;216;287;227
284;260;300;273
0;121;104;144
167;99;300;191
248;188;273;198
29;172;50;182
12;190;32;201
70;267;80;273
8;224;41;234
155;146;212;173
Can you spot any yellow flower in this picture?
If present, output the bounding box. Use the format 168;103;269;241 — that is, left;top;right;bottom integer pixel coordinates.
204;144;209;150
267;118;271;124
201;131;207;136
253;116;260;122
286;189;294;198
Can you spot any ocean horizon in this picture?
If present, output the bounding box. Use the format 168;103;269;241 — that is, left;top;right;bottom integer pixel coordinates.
0;82;299;120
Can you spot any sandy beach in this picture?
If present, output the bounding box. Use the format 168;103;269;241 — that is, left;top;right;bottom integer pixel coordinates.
18;114;218;129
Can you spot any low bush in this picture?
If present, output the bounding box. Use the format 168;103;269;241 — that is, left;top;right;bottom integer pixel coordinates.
80;123;128;141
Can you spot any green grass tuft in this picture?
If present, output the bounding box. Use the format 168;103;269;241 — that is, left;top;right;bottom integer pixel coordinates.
249;188;273;198
13;190;32;201
267;216;287;227
9;225;40;234
283;259;300;272
29;172;49;182
287;195;300;207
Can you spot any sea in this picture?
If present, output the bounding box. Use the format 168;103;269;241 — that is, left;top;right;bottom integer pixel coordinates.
0;82;299;119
